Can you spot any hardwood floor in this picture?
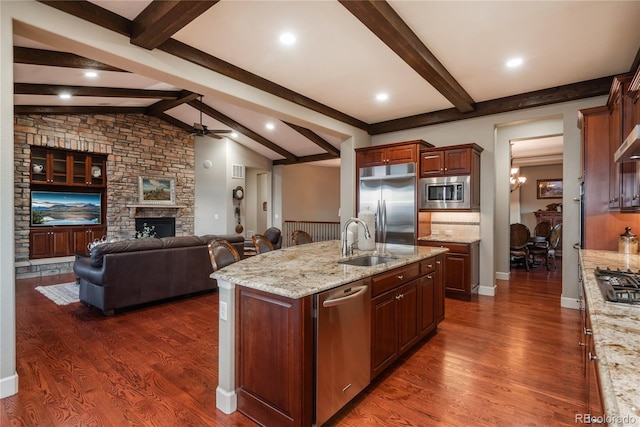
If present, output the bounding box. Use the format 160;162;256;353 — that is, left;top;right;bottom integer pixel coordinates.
2;260;584;426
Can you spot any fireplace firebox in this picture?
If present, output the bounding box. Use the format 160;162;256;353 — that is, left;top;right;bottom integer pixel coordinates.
135;218;176;238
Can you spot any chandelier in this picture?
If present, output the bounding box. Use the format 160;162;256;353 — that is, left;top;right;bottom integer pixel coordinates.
509;142;526;192
510;167;527;192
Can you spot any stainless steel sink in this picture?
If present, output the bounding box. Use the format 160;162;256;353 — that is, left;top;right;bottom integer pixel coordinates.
338;255;398;266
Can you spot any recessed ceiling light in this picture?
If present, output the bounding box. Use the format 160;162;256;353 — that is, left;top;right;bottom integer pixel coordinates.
59;93;71;99
279;32;296;45
84;71;98;78
231;132;238;138
266;123;275;130
506;57;523;68
376;93;389;102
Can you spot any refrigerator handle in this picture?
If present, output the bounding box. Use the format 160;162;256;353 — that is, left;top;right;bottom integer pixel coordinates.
382;200;387;243
376;200;382;242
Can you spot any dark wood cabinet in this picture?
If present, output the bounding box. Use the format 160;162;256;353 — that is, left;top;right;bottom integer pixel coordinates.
419;144;482;211
31;147;106;187
581;290;605;419
419;143;482;177
29;226;107;259
356;140;433;168
419;241;479;301
420;255;443;326
235;286;314;427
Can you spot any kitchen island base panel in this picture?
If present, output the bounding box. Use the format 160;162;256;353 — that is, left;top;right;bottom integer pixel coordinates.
215;279;238;414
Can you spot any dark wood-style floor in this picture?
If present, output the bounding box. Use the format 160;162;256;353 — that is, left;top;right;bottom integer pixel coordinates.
2;260;584;426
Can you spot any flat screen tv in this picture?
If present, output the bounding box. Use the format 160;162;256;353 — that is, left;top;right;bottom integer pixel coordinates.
31;191;102;226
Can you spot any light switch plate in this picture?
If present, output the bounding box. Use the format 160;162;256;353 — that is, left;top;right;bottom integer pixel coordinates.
220;301;227;321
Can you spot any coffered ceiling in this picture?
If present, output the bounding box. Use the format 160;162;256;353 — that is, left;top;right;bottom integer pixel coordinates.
12;0;640;165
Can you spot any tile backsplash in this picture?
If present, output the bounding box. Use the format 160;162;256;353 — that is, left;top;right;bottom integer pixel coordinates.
429;212;480;239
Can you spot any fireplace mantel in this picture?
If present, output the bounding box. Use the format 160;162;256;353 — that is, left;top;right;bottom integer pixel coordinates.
126;204;186;217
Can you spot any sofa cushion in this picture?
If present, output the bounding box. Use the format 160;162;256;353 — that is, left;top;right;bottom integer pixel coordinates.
161;235;204;248
200;234;244;245
90;237;164;268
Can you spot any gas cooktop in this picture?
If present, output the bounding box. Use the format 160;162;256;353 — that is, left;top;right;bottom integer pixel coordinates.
593;267;640;305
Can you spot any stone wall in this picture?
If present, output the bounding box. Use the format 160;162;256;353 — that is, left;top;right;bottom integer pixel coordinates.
13;113;195;263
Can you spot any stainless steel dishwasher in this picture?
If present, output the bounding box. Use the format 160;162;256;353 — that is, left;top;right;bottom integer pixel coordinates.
315;279;371;426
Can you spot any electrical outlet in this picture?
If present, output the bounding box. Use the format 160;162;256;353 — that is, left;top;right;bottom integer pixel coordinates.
445;230;453;236
214;214;219;220
431;229;440;235
220;301;227;321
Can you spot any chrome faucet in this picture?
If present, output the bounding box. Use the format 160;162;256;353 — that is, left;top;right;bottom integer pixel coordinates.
341;217;371;257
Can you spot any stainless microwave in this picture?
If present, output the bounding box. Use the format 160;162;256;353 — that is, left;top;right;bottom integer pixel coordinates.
420;176;470;210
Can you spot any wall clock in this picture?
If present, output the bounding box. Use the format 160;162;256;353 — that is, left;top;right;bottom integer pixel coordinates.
233;186;244;200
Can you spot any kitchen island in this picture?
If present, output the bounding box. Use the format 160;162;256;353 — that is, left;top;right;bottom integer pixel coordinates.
211;240;448;426
579;250;640;426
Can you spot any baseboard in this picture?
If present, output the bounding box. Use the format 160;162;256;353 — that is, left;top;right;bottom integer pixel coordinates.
478;284;496;296
496;271;510;281
0;372;18;399
216;385;237;414
561;296;581;310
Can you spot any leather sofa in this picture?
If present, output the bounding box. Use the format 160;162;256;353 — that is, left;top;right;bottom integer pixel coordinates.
73;234;244;315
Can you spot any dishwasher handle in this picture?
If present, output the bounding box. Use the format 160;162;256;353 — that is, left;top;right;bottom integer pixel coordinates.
322;285;368;308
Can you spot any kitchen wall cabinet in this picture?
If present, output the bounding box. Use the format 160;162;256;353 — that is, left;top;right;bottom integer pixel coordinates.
419;143;482;177
356;140;433;168
607;73;638;211
29;226;107;259
418;241;479;301
419;143;482;211
31;147;106;187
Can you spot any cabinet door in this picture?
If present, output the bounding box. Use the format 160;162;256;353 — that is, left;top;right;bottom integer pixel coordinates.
386;145;416;164
357;148;386;168
30;229;71;258
434;254;445;323
444;252;469;295
418;274;436;337
30;229;52;258
50;151;69;184
30;147;48;184
397;280;419;354
371;289;398;378
420;151;444;176
71;153;89;186
88;155;106;187
443;148;471;175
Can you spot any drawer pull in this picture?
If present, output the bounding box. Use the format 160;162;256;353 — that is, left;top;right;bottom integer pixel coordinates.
396;275;404;280
427;275;432;279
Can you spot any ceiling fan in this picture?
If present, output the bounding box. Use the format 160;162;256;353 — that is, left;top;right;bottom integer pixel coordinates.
192;95;233;139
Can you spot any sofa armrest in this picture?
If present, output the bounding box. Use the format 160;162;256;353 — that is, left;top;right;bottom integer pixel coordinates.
73;256;106;286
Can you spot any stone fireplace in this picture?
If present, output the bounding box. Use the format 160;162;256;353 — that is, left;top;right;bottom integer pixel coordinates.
135;218;176;238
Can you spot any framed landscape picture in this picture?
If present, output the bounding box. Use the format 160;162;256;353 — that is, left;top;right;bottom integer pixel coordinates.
139;175;175;205
537;179;563;199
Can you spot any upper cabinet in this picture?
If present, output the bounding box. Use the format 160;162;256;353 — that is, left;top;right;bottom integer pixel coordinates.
356;140;433;169
31;147;106;187
420;144;482;177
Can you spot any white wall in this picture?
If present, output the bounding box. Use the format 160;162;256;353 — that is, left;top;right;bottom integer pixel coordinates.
281;164;341;222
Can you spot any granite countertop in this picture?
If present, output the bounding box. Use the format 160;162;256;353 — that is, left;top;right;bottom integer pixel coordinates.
579;250;640;426
418;235;480;244
211;240;448;299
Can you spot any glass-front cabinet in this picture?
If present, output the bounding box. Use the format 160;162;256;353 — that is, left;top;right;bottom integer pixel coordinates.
31;147;106;187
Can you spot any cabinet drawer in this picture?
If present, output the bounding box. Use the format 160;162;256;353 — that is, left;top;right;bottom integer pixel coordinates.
372;263;420;297
422;241;469;254
420;257;438;275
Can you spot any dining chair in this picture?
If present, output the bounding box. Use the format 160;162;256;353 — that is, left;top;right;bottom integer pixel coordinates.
252;234;274;254
263;227;283;249
528;223;563;271
533;221;553;239
510;223;530;271
292;230;313;246
207;239;240;272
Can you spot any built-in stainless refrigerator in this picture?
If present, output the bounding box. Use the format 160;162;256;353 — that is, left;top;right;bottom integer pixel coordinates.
358;162;416;245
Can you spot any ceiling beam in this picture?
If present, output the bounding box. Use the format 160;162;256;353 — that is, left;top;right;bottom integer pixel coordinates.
14;83;181;99
189;99;298;161
340;0;475;113
369;76;614;134
273;153;339;166
14;46;128;72
146;90;200;115
283;121;340;157
38;1;131;37
36;0;370;131
14;106;147;115
131;1;219;50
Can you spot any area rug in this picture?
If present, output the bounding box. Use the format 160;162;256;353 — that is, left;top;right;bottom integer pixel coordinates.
35;282;80;305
